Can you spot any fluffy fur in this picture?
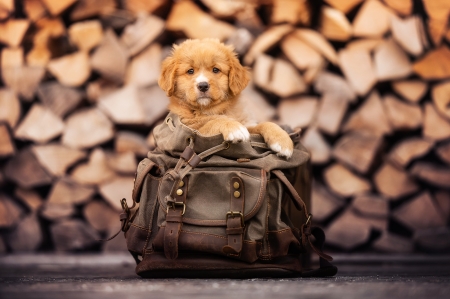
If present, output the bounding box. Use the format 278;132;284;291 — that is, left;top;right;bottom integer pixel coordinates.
158;39;294;158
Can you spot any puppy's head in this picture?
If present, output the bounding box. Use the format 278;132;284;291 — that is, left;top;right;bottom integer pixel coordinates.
158;39;249;108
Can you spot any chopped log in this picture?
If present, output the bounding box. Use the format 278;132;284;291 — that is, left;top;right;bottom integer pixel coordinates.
68;20;103;51
90;29;128;84
226;28;254;57
413;46;450;80
373;232;414;253
123;0;166;15
281;33;324;70
41;203;74;220
392;80;427;103
301;127;331;164
0;237;5;253
0;194;23;228
86;79;118;103
26;45;51;67
383;95;422;130
324;163;371;197
253;54;273;88
0;124;15;158
99;176;134;211
278;97;318;129
311;181;345;222
374;39;412;81
240;84;276;123
391;16;424;56
138;85;170;125
125;43;161;87
410;162;450;188
436;142;450;165
37;82;84;118
106;151;137;175
120;14;164;56
446;28;450;43
47;52;91;87
23;0;46;21
346;38;383;52
352;194;388;218
271;0;309;25
332;131;382;174
293;29;338;65
388;138;434;168
0;19;30;47
62;108;114;149
4;147;53;188
0;0;14;20
432;81;450;120
41;0;77;15
319;6;352;41
1;66;46;101
244;24;292;65
352;0;395;37
313;72;356;103
83;200;119;232
338;46;377;96
100;9;136;29
393;192;446;230
166;1;236;41
70;0;116;21
32;144;86;177
1;47;23;68
36;17;66;37
235;5;265;34
70;148;116;185
324;0;363;14
14;188;43;212
414;227;450;252
4;214;42;252
325;209;372;250
47;178;95;205
316;93;348;136
302;60;326;85
343;92;392;136
14;104;65;144
50;219;99;251
434;191;450;221
423;103;450;141
374;162;419;200
383;0;413;16
115;131;149;157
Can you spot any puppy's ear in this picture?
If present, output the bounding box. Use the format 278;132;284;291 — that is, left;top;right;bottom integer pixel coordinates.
158;56;177;97
228;54;250;96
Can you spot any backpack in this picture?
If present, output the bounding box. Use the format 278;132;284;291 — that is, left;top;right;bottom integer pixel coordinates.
119;113;337;278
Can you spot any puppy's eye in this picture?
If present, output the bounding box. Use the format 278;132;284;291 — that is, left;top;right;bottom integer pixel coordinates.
187;69;194;74
212;67;220;73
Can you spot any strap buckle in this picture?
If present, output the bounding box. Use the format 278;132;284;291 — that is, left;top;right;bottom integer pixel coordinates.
167;201;186;215
226;211;244;227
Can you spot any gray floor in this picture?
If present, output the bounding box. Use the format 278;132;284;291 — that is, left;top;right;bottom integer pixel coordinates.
0;254;449;299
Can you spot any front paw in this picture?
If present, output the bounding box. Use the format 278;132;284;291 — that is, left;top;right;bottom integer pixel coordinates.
266;132;294;158
221;122;250;143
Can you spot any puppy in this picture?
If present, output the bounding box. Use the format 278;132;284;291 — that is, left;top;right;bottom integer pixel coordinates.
158;39;294;158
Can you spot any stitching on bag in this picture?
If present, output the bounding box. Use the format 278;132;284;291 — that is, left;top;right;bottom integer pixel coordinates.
130;223;151;231
266;228;291;234
182;218;225;224
181;230;227;239
245;169;267;219
144;180;161;253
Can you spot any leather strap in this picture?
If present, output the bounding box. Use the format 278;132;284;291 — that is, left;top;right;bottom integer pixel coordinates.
272;170;309;219
223;177;245;255
132;159;157;204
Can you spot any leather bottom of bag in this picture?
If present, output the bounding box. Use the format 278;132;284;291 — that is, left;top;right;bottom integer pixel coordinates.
136;252;337;278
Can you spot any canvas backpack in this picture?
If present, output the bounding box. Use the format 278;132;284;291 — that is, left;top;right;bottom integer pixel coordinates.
118;113;337;278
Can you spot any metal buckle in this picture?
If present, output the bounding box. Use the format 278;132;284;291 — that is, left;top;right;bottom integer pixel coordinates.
226;211;244;227
167;201;186;215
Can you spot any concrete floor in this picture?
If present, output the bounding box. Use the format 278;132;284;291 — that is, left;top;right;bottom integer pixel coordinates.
0;254;449;299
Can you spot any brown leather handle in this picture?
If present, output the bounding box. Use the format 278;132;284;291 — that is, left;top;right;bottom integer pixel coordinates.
271;170;309;219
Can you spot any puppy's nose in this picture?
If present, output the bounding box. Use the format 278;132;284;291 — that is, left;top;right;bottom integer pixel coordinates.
197;82;209;92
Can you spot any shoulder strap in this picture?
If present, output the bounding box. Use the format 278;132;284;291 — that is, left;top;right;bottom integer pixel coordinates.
132;158;157;204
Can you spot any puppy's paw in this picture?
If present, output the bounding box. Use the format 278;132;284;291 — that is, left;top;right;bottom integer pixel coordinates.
221;122;250;143
269;141;293;159
259;123;294;158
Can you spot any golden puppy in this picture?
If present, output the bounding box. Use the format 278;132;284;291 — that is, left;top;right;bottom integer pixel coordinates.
158;39;294;158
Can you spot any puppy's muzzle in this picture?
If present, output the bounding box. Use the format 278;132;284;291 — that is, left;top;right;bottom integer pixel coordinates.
197;82;209;92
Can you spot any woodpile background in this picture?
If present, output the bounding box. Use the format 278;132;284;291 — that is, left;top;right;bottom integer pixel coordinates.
0;0;450;254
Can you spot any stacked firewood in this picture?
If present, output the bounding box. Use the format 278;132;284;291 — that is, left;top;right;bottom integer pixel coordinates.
0;0;449;253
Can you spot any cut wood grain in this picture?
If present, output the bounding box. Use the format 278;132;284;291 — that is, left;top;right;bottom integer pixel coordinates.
1;47;23;68
324;0;363;14
271;0;308;25
383;0;412;16
314;72;356;103
51;219;99;251
423;103;450;141
62;108;115;149
70;148;115;185
434;191;450;221
105;151;137;175
14;188;43;212
0;194;23;228
100;9;136;29
47;52;91;87
293;29;338;65
269;59;307;97
0;89;20;128
41;203;74;220
388;138;434;168
125;43;161;87
37;82;84;118
68;20;103;51
4;147;52;188
70;0;116;21
413;46;450;80
91;29;128;84
374;39;412;81
374;162;419;200
436;142;450;165
278;97;318;129
253;54;273;88
41;0;76;15
166;1;236;41
332;131;382;174
352;194;388;218
281;33;323;70
32;144;86;177
123;0;166;15
0;19;30;47
1;66;46;101
4;214;42;252
83;200;118;232
428;18;447;46
373;232;414;253
432;81;450;120
391;16;424;56
47;178;95;205
86;79;118;103
383;95;422;130
26;44;51;67
240;84;276;123
319;6;352;41
301;128;331;164
226;28;254;56
324;163;371;198
0;124;15;157
99;176;134;211
346;38;383;52
120;14;164;56
411;162;450;188
115;131;149;157
0;0;14;20
316;93;348;136
23;0;46;21
392;80;428;103
138;85;170;125
353;0;395;37
311;181;345;222
36;17;66;37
